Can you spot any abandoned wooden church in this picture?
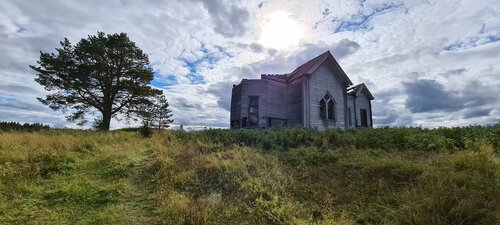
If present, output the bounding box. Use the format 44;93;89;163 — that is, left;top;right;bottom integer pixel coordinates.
230;50;374;130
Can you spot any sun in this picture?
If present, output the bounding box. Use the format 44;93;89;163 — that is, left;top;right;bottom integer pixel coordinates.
259;11;304;49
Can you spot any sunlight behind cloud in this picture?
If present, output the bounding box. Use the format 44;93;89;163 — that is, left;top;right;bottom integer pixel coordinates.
259;11;304;49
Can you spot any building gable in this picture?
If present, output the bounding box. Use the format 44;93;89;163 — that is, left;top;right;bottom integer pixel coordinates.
287;51;353;85
231;51;374;129
306;64;347;130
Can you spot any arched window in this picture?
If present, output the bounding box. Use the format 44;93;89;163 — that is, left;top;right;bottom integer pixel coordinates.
320;94;335;121
320;98;327;119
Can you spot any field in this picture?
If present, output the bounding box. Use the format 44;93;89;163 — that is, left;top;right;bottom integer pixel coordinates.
0;126;499;224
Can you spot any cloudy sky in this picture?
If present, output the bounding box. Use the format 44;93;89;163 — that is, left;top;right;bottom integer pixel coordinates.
1;0;499;129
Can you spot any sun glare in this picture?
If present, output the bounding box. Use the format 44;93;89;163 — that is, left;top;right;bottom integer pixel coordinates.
260;11;304;49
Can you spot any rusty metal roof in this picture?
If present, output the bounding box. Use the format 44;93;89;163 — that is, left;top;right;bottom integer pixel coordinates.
260;50;353;85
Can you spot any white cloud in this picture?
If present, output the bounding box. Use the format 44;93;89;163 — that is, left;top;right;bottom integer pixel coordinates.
0;0;498;129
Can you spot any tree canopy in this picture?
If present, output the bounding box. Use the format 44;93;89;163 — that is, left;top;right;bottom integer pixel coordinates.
31;32;162;130
141;94;174;130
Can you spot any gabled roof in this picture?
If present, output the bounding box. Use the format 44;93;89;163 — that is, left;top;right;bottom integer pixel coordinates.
347;83;375;100
287;50;353;85
260;50;353;85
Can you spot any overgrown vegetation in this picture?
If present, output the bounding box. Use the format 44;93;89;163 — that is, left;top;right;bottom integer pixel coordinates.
1;125;499;224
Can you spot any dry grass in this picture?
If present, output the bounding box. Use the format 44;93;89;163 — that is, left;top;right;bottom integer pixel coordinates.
0;127;499;224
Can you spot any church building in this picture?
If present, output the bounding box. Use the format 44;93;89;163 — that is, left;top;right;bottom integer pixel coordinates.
230;51;374;130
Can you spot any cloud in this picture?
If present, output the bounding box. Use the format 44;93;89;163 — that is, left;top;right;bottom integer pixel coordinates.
194;0;250;38
403;79;463;113
0;0;499;129
175;97;203;110
0;84;38;94
464;108;492;119
373;109;399;125
206;82;233;111
248;39;361;75
403;79;499;115
331;39;361;58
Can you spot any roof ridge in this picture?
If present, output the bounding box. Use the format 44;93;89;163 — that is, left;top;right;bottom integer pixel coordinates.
286;50;332;81
292;50;330;71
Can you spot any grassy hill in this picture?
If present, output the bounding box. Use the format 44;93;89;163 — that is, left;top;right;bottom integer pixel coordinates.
0;126;499;224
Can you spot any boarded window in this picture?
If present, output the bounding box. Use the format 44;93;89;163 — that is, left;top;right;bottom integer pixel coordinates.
320;94;335;121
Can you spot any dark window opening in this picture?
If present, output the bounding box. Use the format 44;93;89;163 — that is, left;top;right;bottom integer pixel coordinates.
320;98;326;119
328;99;334;120
248;96;259;128
242;117;247;128
320;94;335;121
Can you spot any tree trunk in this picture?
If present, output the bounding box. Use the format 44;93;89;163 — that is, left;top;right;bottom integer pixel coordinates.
101;111;112;131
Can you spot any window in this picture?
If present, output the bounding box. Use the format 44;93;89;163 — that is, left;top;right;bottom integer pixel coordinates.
248;96;259;127
242;117;247;128
320;98;326;119
320;94;335;121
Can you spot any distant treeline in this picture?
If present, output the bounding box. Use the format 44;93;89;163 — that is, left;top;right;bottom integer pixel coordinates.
0;121;51;132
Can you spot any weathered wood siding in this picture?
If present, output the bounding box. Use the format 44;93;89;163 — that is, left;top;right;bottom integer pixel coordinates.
265;80;287;123
347;95;355;128
230;57;372;129
307;64;347;130
286;78;303;126
230;84;242;121
355;91;372;127
239;79;268;128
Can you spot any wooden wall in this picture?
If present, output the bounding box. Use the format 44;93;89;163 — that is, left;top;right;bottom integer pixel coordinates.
286;78;303;126
265;80;287;123
355;91;372;127
307;64;347;130
230;84;242;121
347;95;355;128
238;79;267;128
230;63;371;130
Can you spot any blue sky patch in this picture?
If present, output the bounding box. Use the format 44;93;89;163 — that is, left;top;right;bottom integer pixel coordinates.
444;28;500;52
180;45;230;84
333;2;406;33
151;72;178;88
0;97;17;103
16;26;28;33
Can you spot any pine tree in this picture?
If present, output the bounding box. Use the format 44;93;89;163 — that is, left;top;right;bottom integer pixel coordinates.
31;32;162;130
138;94;174;131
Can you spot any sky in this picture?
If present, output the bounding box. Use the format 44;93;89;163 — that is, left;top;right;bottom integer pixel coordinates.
0;0;499;129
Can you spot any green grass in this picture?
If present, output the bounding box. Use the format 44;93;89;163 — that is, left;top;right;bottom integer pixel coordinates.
0;126;499;224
